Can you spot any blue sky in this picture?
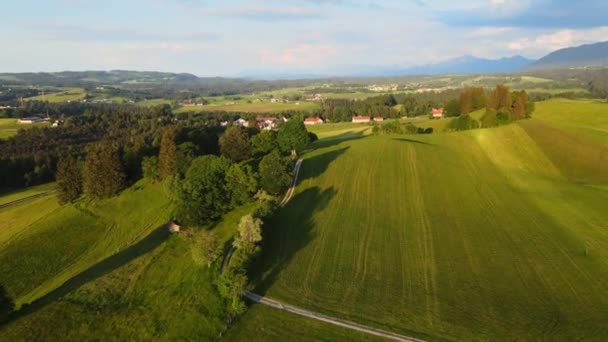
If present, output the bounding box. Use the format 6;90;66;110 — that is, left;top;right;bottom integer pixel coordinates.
1;0;607;76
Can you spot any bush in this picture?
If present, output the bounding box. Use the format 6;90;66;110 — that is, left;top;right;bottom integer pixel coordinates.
381;121;403;134
307;132;318;143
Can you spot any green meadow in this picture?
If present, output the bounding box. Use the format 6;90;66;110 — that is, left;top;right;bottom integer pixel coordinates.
174;101;320;114
1;98;606;340
0;179;256;340
0;118;49;140
25;88;86;102
238;99;608;340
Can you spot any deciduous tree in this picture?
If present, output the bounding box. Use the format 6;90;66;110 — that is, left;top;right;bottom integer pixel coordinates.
277;119;309;156
219;126;252;162
176;155;232;225
258;151;292;195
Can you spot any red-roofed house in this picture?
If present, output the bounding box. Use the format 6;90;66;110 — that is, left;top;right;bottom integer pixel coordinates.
352;116;371;123
431;108;444;118
304;117;324;125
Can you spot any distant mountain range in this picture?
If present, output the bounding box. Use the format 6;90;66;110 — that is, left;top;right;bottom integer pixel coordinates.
526;41;608;70
241;41;608;79
238;56;534;79
1;41;607;82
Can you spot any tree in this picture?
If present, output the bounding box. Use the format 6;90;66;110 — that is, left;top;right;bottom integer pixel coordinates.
384;94;397;107
258;151;292;195
176;142;197;177
226;163;258;206
55;155;82;204
233;214;263;253
159;126;177;179
83;143;126;199
0;284;14;322
176;155;232;225
277;119;309;156
141;156;160;181
459;87;486;114
487;85;512;112
251;130;278;156
511;90;528;120
444;99;461;117
220;126;252;162
192;231;222;267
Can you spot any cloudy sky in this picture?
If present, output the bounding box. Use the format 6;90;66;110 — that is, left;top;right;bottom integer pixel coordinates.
1;0;607;76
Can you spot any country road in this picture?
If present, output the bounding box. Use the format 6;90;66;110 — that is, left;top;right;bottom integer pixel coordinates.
279;158;303;208
221;158;303;274
244;291;425;342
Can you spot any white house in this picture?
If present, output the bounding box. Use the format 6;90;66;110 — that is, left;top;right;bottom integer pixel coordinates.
431;108;444;118
233;118;249;127
304;117;324;125
352;116;371;123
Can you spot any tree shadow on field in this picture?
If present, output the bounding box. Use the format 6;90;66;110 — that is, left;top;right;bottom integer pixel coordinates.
249;186;336;295
391;137;434;146
5;226;171;323
297;147;349;185
311;130;366;150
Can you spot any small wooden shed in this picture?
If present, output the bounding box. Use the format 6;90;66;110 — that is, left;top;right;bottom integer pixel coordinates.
167;221;181;234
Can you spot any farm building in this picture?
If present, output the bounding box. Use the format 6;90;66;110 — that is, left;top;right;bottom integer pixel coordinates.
167;221;181;234
431;108;444;118
352;116;371;123
374;117;384;122
233;118;249;127
304;117;324;125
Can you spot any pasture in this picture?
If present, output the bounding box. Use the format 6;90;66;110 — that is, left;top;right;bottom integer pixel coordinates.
174;101;320;114
25;88;86;102
0;181;256;340
0;118;49;140
0;180;173;306
242;99;608;340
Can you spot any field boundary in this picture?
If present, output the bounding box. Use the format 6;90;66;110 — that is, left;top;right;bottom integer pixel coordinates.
221;159;303;274
0;191;56;210
244;291;425;342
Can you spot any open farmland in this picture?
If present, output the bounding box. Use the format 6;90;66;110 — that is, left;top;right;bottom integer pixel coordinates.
174;101;320;114
0;197;255;340
240;99;608;340
0;180;173;307
24;88;86;102
0;118;49;140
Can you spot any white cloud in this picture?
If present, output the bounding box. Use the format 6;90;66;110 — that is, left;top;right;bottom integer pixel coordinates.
507;26;608;55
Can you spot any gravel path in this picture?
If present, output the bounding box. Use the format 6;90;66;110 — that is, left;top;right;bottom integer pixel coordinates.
279;158;303;208
244;291;425;342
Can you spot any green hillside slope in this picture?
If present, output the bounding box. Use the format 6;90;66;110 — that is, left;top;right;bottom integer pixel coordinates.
238;100;608;340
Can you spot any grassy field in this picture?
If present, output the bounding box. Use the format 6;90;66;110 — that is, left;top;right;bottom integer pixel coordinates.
237;99;608;340
25;88;86;102
0;118;49;140
0;180;173;306
226;304;382;341
174;101;320;114
0;180;258;340
0;183;56;206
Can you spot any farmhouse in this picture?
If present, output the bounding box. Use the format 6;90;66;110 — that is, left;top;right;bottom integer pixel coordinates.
257;116;277;130
233;118;249;127
18;116;46;124
431;108;444;118
352;116;371;123
374;117;384;122
304;117;324;125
